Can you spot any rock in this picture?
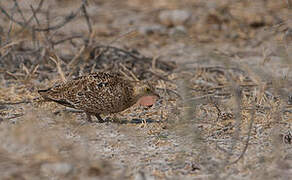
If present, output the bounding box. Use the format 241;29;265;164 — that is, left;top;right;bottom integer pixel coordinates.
41;162;73;176
169;25;187;36
134;171;155;180
159;10;191;27
138;24;167;35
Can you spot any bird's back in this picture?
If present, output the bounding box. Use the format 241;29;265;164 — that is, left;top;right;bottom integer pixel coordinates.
38;72;136;114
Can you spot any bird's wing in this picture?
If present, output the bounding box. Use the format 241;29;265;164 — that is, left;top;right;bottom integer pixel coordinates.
38;82;77;108
76;74;125;106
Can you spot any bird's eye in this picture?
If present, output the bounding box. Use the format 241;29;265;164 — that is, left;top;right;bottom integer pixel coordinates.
145;87;150;92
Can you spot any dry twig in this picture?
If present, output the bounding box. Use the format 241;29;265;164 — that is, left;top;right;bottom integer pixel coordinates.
0;0;84;32
49;56;66;82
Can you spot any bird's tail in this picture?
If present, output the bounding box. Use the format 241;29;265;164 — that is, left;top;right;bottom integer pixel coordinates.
38;88;75;108
37;88;53;100
38;87;51;94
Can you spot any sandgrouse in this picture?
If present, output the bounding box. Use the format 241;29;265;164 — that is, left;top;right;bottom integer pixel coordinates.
38;72;158;122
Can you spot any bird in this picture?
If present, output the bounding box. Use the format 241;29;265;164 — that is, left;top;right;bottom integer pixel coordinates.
38;72;159;122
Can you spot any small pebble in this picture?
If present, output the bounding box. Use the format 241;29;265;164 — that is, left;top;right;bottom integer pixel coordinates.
159;10;191;27
134;171;155;180
169;25;187;36
41;162;73;176
138;24;167;35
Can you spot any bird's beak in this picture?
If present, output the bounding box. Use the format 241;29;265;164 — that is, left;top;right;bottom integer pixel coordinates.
138;94;159;107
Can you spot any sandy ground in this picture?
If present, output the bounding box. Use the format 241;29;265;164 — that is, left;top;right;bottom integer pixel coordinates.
0;0;292;179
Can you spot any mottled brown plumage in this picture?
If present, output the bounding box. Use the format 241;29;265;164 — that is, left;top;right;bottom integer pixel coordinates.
38;72;158;122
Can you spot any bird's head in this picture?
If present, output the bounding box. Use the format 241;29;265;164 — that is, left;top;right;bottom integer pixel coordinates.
132;81;159;106
133;81;157;97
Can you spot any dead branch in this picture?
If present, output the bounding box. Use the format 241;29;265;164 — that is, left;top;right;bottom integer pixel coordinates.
49;56;66;82
93;45;141;61
229;107;255;164
156;87;182;99
0;0;84;32
13;0;26;22
2;0;44;35
67;45;86;69
81;0;92;34
52;35;83;46
119;63;139;81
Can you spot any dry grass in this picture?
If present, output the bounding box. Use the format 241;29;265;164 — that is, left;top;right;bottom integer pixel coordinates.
0;0;292;179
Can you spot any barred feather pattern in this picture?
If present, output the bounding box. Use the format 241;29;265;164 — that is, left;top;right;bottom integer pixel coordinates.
38;72;139;115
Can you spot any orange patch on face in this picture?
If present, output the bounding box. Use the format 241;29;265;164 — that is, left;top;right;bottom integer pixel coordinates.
138;95;158;107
